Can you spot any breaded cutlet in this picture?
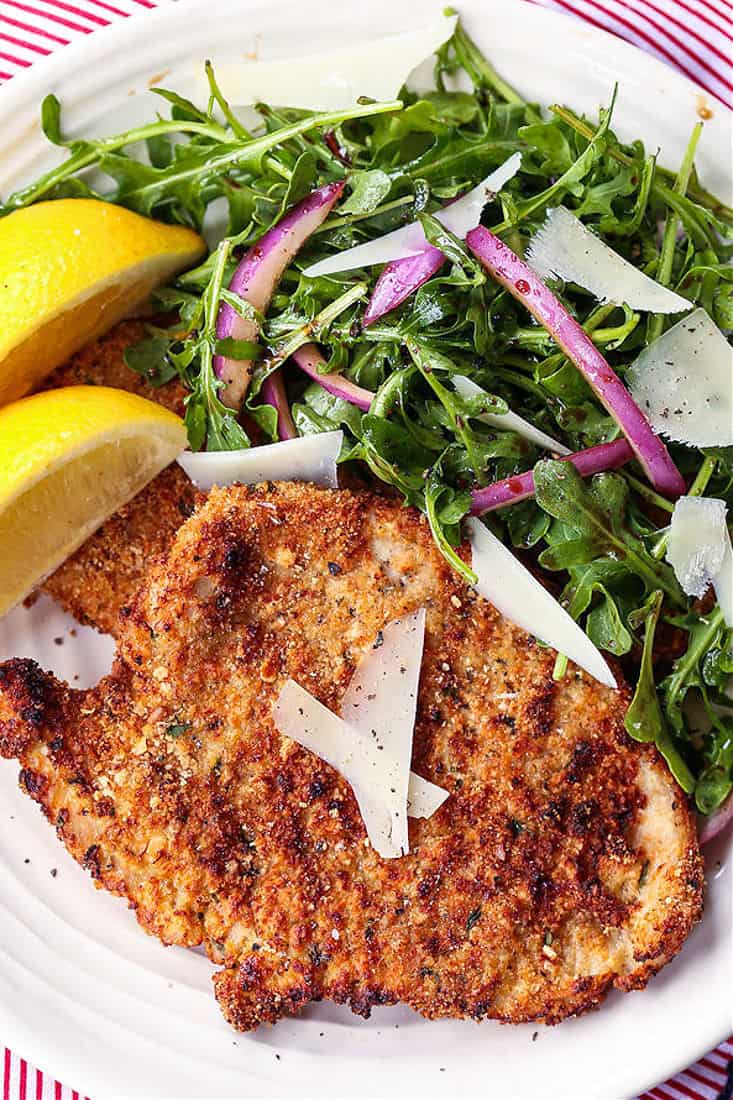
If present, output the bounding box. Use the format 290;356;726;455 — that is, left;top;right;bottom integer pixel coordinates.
1;481;703;1031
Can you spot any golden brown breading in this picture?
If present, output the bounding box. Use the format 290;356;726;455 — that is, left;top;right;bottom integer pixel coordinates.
41;322;197;631
0;483;703;1031
41;319;188;414
43;465;197;634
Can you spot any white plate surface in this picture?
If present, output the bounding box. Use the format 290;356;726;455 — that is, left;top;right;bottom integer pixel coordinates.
0;2;731;1097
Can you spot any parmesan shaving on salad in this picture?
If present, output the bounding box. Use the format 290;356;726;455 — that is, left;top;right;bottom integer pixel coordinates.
452;374;571;455
466;517;617;689
193;13;456;112
667;496;733;627
177;430;343;490
627;308;733;448
527;206;690;314
303;154;522;277
273;609;448;859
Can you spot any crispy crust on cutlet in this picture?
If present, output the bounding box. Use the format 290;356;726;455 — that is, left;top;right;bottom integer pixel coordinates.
0;658;66;758
42;319;188;414
43;466;198;634
1;483;703;1030
41;321;196;632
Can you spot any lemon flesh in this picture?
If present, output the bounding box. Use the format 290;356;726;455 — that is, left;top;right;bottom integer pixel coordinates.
0;386;187;619
0;199;204;407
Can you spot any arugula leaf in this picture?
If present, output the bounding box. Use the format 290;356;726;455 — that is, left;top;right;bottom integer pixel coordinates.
535;462;683;607
40;94;66;146
340;170;392;216
625;591;695;793
1;92;402;219
446;19;524;105
417;212;486;283
424;461;475;583
661;608;728;737
123;336;178;387
495;89;617;231
214;337;265;360
279;150;318;214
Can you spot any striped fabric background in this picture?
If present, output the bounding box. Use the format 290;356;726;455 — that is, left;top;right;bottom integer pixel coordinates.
0;0;730;106
0;0;161;83
0;0;731;1097
528;0;732;106
2;1039;731;1100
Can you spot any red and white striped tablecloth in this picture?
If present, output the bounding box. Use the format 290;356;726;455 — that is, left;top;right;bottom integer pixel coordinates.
0;1;731;1097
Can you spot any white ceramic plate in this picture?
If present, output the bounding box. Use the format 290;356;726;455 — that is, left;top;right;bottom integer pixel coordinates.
0;3;730;1097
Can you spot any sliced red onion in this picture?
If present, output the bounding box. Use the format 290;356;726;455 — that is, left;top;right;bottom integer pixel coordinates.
363;246;445;326
177;430;342;490
470;438;633;514
699;790;733;845
215;181;345;410
466;226;686;499
292;343;373;410
361;154;522;325
261;370;297;440
324;129;351;166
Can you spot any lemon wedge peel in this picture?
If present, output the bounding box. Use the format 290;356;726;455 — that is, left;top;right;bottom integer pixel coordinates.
0;386;187;619
0;199;204;407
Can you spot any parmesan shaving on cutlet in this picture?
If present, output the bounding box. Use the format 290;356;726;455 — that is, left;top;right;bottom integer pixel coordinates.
273;609;447;858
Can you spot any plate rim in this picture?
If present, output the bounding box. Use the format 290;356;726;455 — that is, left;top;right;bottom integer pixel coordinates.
0;0;730;111
0;2;730;1097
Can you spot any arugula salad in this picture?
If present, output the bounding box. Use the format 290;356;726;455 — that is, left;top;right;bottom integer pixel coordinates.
4;13;731;826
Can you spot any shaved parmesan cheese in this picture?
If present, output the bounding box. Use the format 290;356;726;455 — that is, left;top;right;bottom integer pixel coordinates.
274;610;445;858
194;14;456;111
667;497;733;627
177;431;342;491
627;308;733;447
339;608;427;852
667;497;727;598
303;154;522;278
527;206;690;314
466;517;617;689
274;680;399;857
407;773;449;819
452;375;571;455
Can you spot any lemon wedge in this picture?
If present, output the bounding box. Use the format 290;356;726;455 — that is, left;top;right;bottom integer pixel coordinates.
0;385;187;619
0;199;204;407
